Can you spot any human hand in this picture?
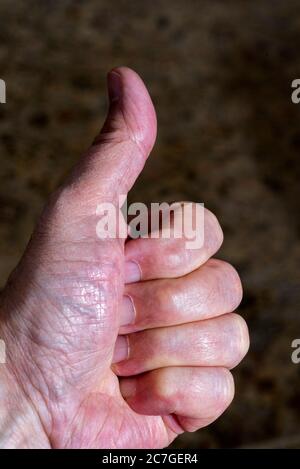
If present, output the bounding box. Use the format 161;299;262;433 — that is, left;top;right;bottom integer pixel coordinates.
0;67;249;448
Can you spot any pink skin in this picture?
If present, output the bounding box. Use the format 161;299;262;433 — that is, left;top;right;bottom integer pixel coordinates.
0;67;249;449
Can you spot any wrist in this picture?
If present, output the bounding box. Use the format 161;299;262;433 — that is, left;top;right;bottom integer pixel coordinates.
0;363;50;448
0;312;50;448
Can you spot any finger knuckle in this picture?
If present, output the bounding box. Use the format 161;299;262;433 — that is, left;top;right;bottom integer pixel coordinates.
218;260;243;310
213;368;235;413
227;313;250;368
204;208;224;251
156;282;174;311
153;369;175;410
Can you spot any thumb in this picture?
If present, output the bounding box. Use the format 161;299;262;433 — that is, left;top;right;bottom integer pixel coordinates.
63;67;157;203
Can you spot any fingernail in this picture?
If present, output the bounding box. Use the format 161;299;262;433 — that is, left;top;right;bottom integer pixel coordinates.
112;336;129;363
120;379;136;399
120;295;136;327
124;261;141;284
108;71;122;103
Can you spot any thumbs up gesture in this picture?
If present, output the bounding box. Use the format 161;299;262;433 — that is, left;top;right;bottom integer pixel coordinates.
0;68;248;449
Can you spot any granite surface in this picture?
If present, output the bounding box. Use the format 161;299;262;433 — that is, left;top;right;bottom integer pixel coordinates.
0;0;300;448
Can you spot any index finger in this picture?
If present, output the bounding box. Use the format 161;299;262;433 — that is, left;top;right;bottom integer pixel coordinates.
124;205;224;283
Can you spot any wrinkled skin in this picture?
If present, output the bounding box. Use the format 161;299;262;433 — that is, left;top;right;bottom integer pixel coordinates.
0;68;249;448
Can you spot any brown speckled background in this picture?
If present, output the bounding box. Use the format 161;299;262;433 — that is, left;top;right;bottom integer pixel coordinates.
1;0;300;448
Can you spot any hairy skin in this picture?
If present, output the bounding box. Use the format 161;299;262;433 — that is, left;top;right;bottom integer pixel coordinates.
0;68;249;448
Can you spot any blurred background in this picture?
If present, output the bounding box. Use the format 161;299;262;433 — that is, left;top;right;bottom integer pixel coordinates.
0;0;300;448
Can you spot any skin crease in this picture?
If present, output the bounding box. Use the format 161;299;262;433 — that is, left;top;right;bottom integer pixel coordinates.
0;67;249;449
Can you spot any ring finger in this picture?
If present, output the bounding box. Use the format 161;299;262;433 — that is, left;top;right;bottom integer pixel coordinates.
113;313;249;376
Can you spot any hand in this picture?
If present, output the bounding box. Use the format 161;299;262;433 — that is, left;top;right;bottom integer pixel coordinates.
0;67;249;448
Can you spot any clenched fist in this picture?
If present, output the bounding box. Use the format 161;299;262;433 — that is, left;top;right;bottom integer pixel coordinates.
0;68;249;448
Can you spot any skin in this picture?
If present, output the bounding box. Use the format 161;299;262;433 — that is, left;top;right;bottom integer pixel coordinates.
0;67;249;448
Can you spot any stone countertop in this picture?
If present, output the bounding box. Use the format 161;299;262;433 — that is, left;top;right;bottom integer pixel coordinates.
0;0;300;448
